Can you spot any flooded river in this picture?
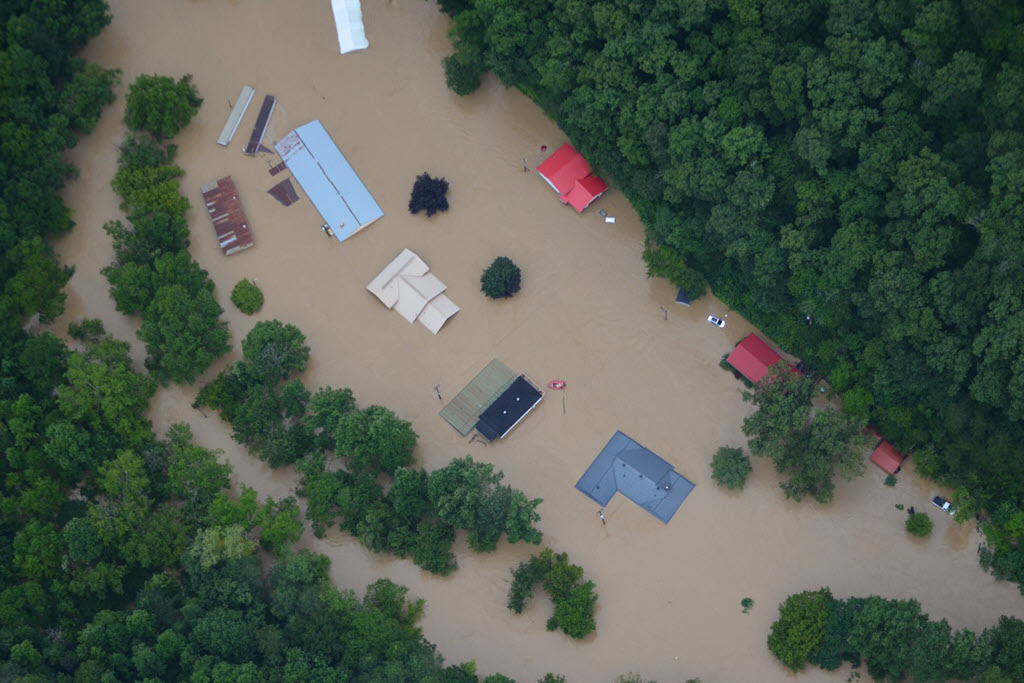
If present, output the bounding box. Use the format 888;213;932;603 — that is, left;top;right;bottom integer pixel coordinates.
50;1;1024;680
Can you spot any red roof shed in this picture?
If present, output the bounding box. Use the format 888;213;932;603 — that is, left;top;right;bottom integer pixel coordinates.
536;143;608;212
727;333;788;384
870;441;906;475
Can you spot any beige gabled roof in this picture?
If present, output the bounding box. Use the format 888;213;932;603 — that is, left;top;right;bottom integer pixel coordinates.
367;248;459;334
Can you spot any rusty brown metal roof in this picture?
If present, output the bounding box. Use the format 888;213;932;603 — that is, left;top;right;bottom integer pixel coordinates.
201;176;254;255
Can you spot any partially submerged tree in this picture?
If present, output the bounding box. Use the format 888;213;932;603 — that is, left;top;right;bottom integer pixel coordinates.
230;279;264;315
768;588;833;671
743;364;870;503
408;172;450;217
481;256;522;299
710;446;752;490
906;512;933;537
507;548;597;639
124;73;202;139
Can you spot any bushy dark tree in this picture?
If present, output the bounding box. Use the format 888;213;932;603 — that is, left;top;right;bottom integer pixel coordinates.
408;172;450;217
481;256;522;299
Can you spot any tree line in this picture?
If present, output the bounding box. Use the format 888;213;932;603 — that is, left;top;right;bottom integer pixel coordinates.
768;587;1024;681
195;319;545;576
102;75;230;385
439;0;1024;592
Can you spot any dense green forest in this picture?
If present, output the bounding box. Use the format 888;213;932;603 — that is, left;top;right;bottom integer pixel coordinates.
768;587;1024;681
440;0;1024;589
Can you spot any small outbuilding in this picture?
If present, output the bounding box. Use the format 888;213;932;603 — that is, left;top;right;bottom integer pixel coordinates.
870;440;906;475
575;431;695;524
727;333;793;384
536;143;608;213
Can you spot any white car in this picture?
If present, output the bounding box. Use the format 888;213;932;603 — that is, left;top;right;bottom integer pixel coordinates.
932;496;956;516
707;315;726;328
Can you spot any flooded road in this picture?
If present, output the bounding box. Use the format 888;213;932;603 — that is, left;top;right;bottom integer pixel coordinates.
50;1;1024;680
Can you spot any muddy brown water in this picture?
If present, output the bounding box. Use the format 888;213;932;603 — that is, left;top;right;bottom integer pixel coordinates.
48;2;1024;680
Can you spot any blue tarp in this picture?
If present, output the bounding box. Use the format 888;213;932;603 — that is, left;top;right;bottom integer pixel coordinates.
275;120;383;243
575;430;695;523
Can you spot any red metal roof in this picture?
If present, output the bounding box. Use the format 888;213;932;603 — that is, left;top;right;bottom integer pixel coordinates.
565;174;609;212
726;333;786;383
536;143;607;213
870;441;906;474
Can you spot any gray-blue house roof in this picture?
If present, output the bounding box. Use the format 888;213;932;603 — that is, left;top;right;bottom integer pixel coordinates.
275;120;383;243
575;431;695;523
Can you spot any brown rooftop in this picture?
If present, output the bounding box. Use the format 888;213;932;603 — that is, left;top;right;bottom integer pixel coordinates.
201;176;254;255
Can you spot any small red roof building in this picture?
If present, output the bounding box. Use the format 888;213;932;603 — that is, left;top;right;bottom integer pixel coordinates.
536;143;608;212
727;333;793;384
870;441;906;475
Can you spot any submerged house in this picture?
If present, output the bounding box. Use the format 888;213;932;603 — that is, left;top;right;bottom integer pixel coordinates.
366;248;459;334
439;359;543;441
274;120;383;243
575;431;695;523
536;143;608;212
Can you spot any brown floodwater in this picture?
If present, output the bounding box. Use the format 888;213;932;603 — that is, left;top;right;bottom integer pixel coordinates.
49;1;1024;680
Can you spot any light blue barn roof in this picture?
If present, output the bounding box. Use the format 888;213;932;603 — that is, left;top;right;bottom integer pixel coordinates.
275;120;383;243
575;430;695;524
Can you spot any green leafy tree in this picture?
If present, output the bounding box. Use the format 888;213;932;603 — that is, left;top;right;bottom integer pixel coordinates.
139;284;229;385
124;74;202;138
428;456;542;551
742;364;815;462
507;548;597;639
333;405;417;475
481;256;522;299
256;496;305;555
710;446;752;490
237;320;311;387
57;334;156;450
163;423;231;526
906;512;933;537
231;279;264;315
767;588;833;671
743;365;869;502
848;596;927;681
303;385;356;450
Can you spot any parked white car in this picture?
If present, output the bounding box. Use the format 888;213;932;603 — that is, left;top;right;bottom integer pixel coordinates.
707;315;726;328
932;496;956;516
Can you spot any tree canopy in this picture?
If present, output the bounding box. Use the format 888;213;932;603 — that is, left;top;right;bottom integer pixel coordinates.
123;73;202;139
